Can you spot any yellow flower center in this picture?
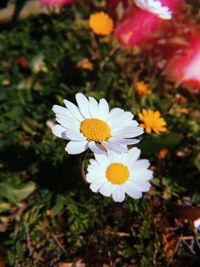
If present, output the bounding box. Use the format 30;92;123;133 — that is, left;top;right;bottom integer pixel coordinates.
80;118;111;142
106;163;129;185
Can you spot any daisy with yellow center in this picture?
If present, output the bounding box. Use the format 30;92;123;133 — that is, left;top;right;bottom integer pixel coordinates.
89;12;114;36
138;109;167;134
135;81;152;95
52;93;143;155
86;148;153;202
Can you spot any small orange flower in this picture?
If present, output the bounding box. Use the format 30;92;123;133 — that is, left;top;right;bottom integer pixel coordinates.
89;12;114;36
138;109;167;134
77;58;93;70
135;81;152;95
158;148;169;159
179;108;188;114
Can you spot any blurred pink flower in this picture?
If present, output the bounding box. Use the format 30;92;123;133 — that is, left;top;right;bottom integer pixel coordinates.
114;0;180;47
41;0;74;6
166;34;200;91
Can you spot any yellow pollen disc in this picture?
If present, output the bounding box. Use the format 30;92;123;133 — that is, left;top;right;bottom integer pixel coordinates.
106;163;129;185
80;118;111;142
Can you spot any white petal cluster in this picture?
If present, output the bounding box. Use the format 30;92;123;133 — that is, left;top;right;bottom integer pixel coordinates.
134;0;172;20
52;93;143;155
86;148;153;202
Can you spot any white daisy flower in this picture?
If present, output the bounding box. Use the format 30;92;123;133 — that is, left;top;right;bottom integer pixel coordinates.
86;147;153;202
52;93;144;155
134;0;172;20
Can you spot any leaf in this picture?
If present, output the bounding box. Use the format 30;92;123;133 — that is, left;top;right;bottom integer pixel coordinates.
52;195;65;216
0;182;36;206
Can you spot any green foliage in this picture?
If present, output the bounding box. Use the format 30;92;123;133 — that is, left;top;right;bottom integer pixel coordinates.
0;181;35;206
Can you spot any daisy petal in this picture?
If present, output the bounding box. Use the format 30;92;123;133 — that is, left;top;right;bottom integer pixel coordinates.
63;99;83;121
133;181;151;192
107;108;124;122
52;125;67;138
90;178;106;192
63;129;86;141
98;98;109;119
88;96;99;117
56;116;80;130
86;172;104;183
52;105;72;116
119;145;129;153
108;137;140;145
94;154;110;166
112;126;143;138
107;149;120;162
75;93;90;118
110;107;124;115
87;166;103;175
87;164;99;172
88;159;98;165
88;141;106;154
128;147;141;162
103;141;123;154
123;181;142;199
112;186;125;202
133;170;153;181
99;182;114;196
130;160;150;171
123;127;144;138
65;141;88;154
108;112;133;129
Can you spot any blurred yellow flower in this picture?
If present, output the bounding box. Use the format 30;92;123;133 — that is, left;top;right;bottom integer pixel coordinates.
135;81;152;95
89;12;114;36
138;109;167;134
